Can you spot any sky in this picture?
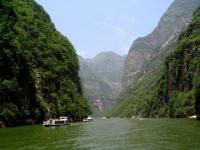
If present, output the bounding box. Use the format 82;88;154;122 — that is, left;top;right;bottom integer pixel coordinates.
35;0;174;58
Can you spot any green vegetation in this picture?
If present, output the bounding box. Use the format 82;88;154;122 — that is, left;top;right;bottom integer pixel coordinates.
0;0;91;127
157;7;200;118
109;7;200;119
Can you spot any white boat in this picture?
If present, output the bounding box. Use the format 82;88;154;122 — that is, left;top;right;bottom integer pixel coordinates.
137;115;142;120
83;116;93;122
102;117;107;120
131;115;136;119
189;115;197;119
42;116;70;127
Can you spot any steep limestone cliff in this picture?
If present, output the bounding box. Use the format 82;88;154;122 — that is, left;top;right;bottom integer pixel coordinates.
122;0;200;90
109;0;200;118
79;52;125;116
157;8;200;118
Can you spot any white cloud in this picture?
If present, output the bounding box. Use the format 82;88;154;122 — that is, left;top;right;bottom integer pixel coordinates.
115;27;127;37
93;20;108;26
120;16;136;24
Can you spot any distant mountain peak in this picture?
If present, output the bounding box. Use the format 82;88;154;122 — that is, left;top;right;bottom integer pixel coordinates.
79;51;125;116
93;51;122;59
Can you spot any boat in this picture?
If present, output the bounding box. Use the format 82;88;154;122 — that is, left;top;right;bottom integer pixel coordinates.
189;115;197;119
131;115;136;119
83;116;93;122
102;117;107;120
130;115;142;120
137;115;142;120
42;116;70;127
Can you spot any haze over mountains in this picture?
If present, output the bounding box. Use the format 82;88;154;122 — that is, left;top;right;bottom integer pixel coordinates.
1;0;200;129
79;51;125;116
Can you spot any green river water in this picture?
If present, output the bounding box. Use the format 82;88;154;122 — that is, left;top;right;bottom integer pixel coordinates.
0;118;200;150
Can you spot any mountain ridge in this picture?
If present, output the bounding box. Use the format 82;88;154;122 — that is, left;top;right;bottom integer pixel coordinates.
79;51;125;116
122;0;200;90
109;0;200;117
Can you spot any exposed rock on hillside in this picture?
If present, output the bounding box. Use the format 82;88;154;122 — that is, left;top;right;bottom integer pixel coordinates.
79;52;125;115
122;0;200;90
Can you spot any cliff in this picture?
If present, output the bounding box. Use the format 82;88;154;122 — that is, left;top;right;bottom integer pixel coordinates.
109;0;200;117
122;0;200;90
79;52;125;116
0;0;91;127
157;7;200;118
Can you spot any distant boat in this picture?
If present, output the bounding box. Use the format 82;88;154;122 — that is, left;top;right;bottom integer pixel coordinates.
42;116;70;127
83;116;93;122
102;117;107;120
189;115;197;119
131;115;142;120
137;115;142;120
131;116;136;119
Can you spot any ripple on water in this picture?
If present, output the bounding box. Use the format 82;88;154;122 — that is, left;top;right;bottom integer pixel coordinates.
0;118;200;150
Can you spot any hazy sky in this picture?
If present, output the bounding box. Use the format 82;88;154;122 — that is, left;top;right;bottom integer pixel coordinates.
35;0;174;58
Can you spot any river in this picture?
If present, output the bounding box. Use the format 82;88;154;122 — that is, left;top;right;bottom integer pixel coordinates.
0;118;200;150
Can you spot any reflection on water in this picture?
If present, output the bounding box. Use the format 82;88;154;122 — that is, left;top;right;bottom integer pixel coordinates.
0;118;200;150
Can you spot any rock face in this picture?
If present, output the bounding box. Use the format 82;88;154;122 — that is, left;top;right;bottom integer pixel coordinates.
158;7;200;118
109;0;200;118
122;0;200;90
79;51;125;115
86;51;125;94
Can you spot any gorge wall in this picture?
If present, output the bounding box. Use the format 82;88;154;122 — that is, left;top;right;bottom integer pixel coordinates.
110;0;200;118
122;0;200;90
79;51;125;116
0;0;91;127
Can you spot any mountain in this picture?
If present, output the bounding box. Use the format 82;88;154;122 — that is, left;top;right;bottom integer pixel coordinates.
79;51;125;116
86;51;125;96
122;0;200;90
157;7;200;118
109;0;200;117
0;0;91;127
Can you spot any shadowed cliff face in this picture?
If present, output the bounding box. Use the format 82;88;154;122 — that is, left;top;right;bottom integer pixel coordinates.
159;7;200;118
122;0;200;90
79;52;125;116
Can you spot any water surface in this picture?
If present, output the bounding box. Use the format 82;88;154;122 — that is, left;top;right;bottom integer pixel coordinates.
0;118;200;150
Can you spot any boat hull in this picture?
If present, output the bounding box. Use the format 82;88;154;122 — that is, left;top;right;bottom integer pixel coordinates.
42;123;70;127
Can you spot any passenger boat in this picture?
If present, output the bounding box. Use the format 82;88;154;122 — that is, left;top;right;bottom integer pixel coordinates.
83;116;93;122
102;117;107;120
137;115;143;120
42;116;70;127
189;115;197;119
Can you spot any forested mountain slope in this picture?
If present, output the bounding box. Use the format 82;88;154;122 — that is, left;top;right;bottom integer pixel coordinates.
157;7;200;118
0;0;91;127
109;0;200;118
